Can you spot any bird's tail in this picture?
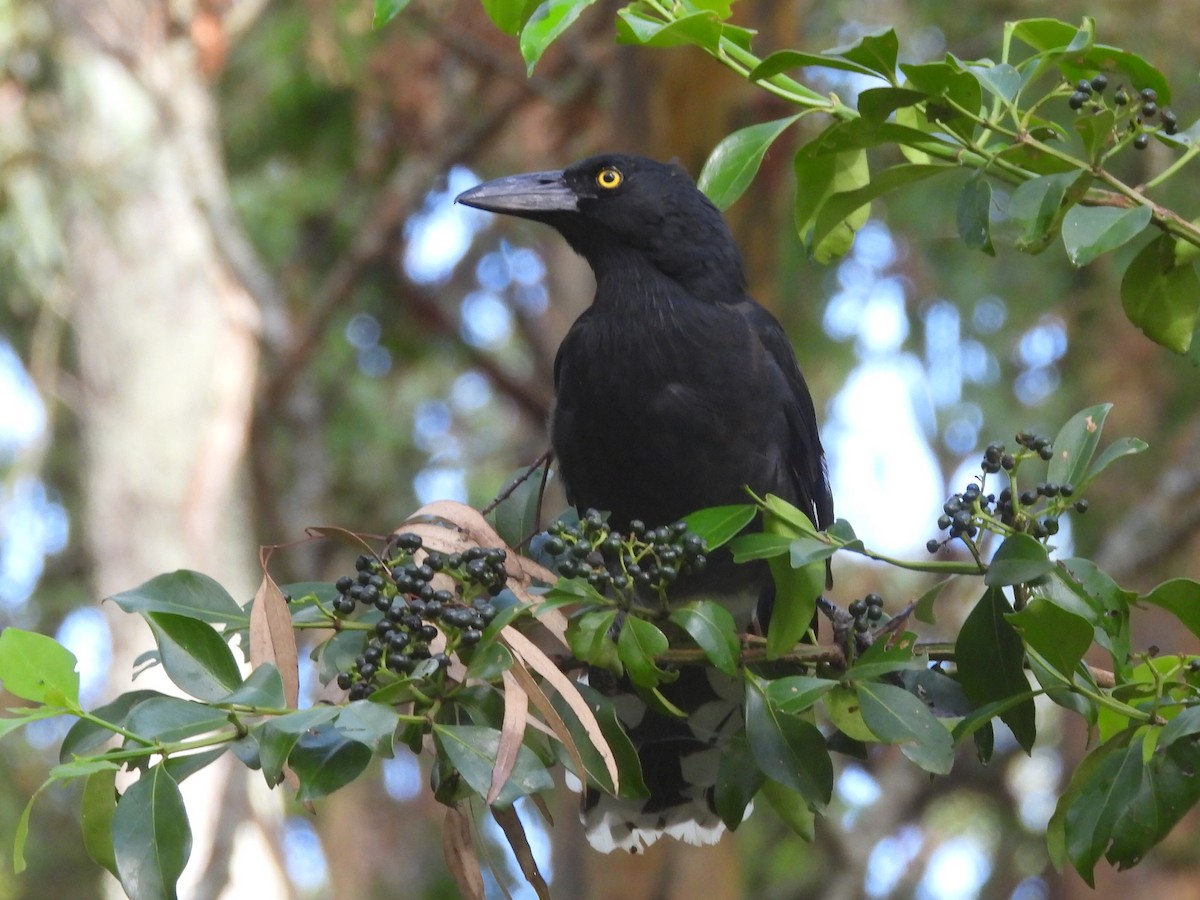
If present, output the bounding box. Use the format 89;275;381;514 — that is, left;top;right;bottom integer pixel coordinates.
580;666;746;854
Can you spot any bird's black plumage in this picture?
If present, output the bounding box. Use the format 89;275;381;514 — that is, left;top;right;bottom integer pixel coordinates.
457;153;832;852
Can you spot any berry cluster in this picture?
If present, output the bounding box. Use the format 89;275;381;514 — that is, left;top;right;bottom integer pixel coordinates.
1067;77;1180;150
848;593;885;633
927;432;1090;553
330;534;505;700
542;509;707;604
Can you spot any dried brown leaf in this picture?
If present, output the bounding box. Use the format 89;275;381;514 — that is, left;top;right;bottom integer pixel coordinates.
491;807;551;900
249;564;299;708
488;670;529;805
442;804;485;900
506;655;587;788
501;626;619;792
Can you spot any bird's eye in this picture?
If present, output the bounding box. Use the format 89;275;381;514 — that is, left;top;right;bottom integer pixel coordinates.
596;167;623;190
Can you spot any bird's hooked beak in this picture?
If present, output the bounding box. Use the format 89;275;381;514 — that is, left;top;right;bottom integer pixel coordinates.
455;169;578;217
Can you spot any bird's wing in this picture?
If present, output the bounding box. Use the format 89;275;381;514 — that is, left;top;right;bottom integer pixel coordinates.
734;299;834;531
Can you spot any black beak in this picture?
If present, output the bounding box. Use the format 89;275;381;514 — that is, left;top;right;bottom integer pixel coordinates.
455;170;578;217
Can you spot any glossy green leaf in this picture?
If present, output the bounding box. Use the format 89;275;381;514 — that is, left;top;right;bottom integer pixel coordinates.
761;777;817;841
1050;558;1133;672
617;616;670;688
1073;109;1116;164
744;673;832;806
828;28;899;80
126;696;232;743
1107;738;1200;870
1086;435;1148;483
489;465;552;549
108;570;247;625
957;175;995;254
1062;205;1153;267
898;61;983;141
1009;17;1079;52
1121;234;1200;354
811;164;947;255
60;690;164;761
857;87;928;122
1048;403;1111;488
699;116;802;210
615;7;725;51
481;0;542;34
1063;733;1144;885
857;681;954;774
713;732;764;829
1142;579;1200;641
113;766;192;900
985;533;1052;587
761;503;823;659
289;724;373;803
520;0;600;74
334;700;402;756
955;587;1036;752
1006;171;1085;253
914;578;953;625
683;503;757;550
552;683;647;798
253;707;340;785
433;724;555;808
81;767;119;878
767;675;838;714
729;532;794;562
1008;596;1093;680
843;630;923;681
219;663;285;708
161;748;228;784
670;600;740;676
146;612;243;702
793;146;870;263
1057;45;1171;106
0;628;80;707
567;609;620;674
967;62;1022;103
372;0;413;28
751;48;881;81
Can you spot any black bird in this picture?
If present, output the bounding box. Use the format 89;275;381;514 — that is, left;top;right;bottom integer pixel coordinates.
457;153;832;853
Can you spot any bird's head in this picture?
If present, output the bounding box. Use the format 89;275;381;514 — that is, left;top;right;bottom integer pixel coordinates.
456;154;746;304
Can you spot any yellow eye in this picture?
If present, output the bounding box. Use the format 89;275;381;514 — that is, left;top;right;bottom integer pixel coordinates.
596;167;623;190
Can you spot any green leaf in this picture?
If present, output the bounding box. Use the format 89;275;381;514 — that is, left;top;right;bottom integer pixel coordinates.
0;705;63;739
985;533;1052;587
761;503;823;659
670;601;740;676
1121;234;1200;354
126;696;233;743
856;681;954;775
1107;738;1200;870
108;570;247;626
520;0;600;74
1006;171;1087;253
828;28;899;81
1048;403;1111;488
81;767;119;878
957;175;995;255
955;587;1036;752
481;0;541;34
857;87;929;123
146;612;244;702
371;0;413;28
1050;558;1133;672
617;617;670;688
567;609;620;674
1062;205;1153;267
1008;596;1093;680
811;164;947;257
760;777;817;841
289;724;374;803
789;535;837;568
713;732;764;829
793;146;870;262
914;578;953;625
552;683;647;798
1057;45;1172;106
729;532;794;562
968;62;1022;103
1063;732;1144;885
113;766;192;900
334;701;402;756
1142;579;1200;642
766;675;838;714
744;673;832;806
0;628;80;707
698;116;802;210
683;503;757;549
1086;436;1148;483
162;748;227;784
1073;109;1116;164
433;724;555;808
218;663;285;708
897;61;983;142
253;707;340;785
489;465;552;549
842;631;923;680
751;48;881;81
61;690;165;761
1009;17;1079;52
615;7;727;52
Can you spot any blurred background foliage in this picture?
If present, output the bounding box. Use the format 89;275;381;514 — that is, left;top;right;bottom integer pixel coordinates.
1;0;1199;897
